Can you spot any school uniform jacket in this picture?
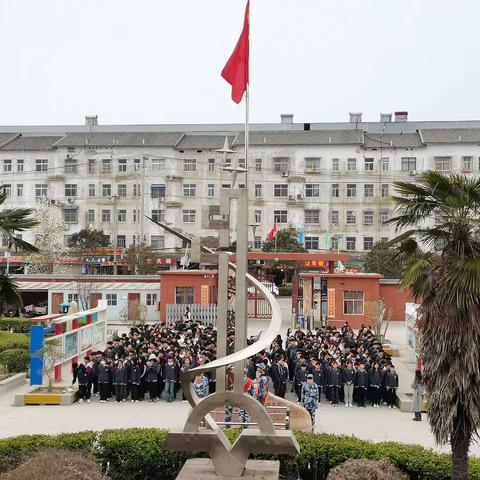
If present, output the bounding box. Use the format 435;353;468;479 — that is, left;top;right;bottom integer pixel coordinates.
354;370;369;389
130;365;141;385
113;367;127;385
341;367;355;385
97;364;111;384
328;368;342;387
385;372;399;389
369;369;382;388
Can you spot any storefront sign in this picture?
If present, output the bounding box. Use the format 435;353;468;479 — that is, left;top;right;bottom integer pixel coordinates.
200;285;209;304
84;256;110;264
0;255;24;263
304;260;325;268
327;288;336;318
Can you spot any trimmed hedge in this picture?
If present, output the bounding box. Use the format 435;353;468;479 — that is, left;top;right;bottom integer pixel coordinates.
0;318;32;334
0;332;29;353
0;349;29;373
279;284;292;296
0;429;479;480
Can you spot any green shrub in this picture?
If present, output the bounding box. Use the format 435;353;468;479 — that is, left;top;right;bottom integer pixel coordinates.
279;284;292;296
0;429;479;480
0;349;29;373
0;319;32;334
0;332;29;353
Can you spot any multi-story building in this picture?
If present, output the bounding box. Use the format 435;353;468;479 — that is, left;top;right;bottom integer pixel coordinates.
1;111;480;255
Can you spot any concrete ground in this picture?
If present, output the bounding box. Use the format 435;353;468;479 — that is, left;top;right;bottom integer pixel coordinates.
0;296;478;457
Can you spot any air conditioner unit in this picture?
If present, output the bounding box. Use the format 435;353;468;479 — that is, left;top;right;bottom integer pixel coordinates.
166;175;172;179
297;194;303;200
288;194;294;200
255;260;265;266
281;170;289;177
305;167;313;173
67;198;75;203
409;170;417;176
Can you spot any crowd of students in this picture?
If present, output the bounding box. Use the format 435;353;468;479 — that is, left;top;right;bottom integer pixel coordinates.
72;319;399;421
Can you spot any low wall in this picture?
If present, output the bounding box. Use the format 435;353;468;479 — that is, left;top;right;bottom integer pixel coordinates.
0;373;26;396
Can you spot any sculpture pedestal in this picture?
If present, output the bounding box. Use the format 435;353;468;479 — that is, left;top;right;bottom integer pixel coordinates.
175;459;280;479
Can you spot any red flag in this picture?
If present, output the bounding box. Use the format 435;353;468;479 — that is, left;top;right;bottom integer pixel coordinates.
221;1;249;104
267;222;278;241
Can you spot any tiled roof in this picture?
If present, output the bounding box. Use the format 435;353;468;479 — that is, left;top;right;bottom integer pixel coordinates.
364;133;424;148
175;134;237;150
53;132;182;147
235;130;364;146
419;128;480;144
0;135;63;150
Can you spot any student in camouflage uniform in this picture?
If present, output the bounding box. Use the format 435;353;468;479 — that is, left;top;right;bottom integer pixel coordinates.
192;374;209;399
255;364;269;405
224;366;234;428
301;374;319;430
240;373;255;427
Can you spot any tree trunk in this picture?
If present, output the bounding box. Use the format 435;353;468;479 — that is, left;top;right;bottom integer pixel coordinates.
451;428;471;480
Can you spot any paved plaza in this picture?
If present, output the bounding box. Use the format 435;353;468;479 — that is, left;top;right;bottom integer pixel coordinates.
0;298;478;457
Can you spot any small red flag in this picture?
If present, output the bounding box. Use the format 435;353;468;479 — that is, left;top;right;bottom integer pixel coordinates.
267;222;278;241
221;1;250;104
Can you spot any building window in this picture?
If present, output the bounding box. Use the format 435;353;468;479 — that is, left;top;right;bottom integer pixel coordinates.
305;158;320;173
463;156;472;171
151;184;166;199
133;159;141;171
183;209;196;223
88;184;96;197
255;184;262;197
221;182;232;189
274;184;288;197
102;184;111;197
183;183;197;197
363;209;374;225
117;184;127;197
64;184;77;197
133;234;140;246
380;208;390;224
152;158;165;171
346;184;357;197
305;236;319;250
183;158;197;172
305;209;320;224
254;210;262;224
239;158;246;169
344;291;364;314
87;210;95;223
151;235;165;249
63;208;78;224
401;157;416;171
380;184;389;197
381;236;389;243
274;210;288;223
101;210;111;223
117;209;126;222
151;209;165;223
146;293;158;306
3;160;12;172
116;235;126;248
332;158;340;172
64;158;77;173
175;286;194;304
133;209;140;223
331;236;339;251
347;158;357;171
254;236;262;249
118;159;127;172
207;184;215;197
331;183;339;198
205;158;215;172
346;237;356;251
16;184;23;197
381;158;389;171
36;159;48;172
35;184;48;197
364;184;374;198
2;184;11;197
305;183;320;197
67;293;79;303
106;293;117;306
88;159;96;173
255;158;262;171
16;159;24;172
273;157;289;173
346;210;356;225
364;158;374;171
102;159;112;173
331;210;339;225
434;156;452;172
363;237;374;251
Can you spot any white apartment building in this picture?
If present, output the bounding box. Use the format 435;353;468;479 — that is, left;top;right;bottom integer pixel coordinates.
1;112;480;255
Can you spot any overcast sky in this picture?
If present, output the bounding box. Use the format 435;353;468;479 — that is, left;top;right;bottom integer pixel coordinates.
0;0;478;126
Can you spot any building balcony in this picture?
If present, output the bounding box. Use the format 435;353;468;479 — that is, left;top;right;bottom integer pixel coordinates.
287;195;305;206
287;175;306;183
165;174;183;181
164;200;183;207
47;173;66;181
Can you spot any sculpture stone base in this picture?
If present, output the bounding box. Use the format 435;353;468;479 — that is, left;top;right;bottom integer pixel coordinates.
175;459;280;479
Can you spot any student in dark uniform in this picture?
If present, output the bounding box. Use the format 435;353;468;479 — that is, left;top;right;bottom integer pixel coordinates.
294;363;308;402
77;357;92;403
385;364;399;408
146;356;159;402
328;362;342;406
341;360;355;408
271;356;288;398
354;362;369;407
130;358;141;403
312;362;323;404
114;359;127;402
97;360;111;403
369;362;382;408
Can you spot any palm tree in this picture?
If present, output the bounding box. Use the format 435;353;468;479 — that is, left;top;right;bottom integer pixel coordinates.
0;274;23;315
389;171;480;480
0;189;39;253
